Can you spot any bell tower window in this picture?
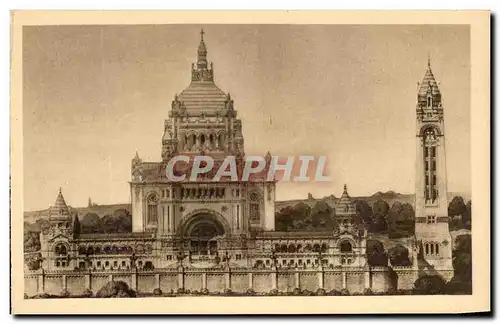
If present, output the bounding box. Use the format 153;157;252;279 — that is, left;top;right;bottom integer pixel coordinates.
423;128;438;203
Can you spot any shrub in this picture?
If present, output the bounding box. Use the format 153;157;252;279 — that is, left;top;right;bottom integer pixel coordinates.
363;288;373;295
153;288;162;296
223;288;233;295
301;289;314;296
269;289;279;296
60;289;70;298
292;288;302;296
201;288;210;295
413;275;446;295
340;289;350;296
24;293;28;299
316;288;327;296
328;289;341;296
245;288;255;296
82;289;93;298
96;280;136;298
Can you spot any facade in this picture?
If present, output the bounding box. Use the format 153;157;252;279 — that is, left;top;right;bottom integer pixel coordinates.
27;32;454;296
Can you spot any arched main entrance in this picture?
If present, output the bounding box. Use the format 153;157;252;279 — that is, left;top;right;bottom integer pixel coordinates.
179;211;227;256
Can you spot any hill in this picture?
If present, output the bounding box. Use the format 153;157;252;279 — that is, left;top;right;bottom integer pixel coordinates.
24;203;131;224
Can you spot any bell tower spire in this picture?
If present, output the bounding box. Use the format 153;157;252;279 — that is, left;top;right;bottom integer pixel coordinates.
191;28;214;82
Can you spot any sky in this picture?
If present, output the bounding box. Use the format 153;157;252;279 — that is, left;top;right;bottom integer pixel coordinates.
23;24;470;211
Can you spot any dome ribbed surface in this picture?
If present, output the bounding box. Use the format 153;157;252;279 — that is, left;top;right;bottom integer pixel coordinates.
178;81;227;111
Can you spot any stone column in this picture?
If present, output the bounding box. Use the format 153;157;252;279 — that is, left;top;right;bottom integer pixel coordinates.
178;268;184;290
271;267;277;290
62;275;67;291
155;273;160;290
248;272;253;289
131;270;138;291
342;271;347;290
225;271;231;290
364;268;371;290
317;268;324;289
37;270;45;294
108;274;113;282
202;273;207;290
295;271;300;289
85;273;91;291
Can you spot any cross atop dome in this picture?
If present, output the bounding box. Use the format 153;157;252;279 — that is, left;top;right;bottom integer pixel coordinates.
200;28;205;41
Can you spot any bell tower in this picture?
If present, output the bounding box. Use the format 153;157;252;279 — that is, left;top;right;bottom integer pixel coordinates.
414;57;453;280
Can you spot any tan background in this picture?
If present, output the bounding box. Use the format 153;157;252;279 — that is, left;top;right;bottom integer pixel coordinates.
10;10;490;314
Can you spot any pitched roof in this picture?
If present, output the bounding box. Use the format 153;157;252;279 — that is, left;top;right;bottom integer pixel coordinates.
49;188;71;220
417;59;441;100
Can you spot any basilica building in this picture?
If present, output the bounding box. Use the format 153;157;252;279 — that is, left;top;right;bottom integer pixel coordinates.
29;31;454;295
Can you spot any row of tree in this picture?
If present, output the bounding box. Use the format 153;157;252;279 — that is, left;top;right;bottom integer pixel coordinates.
276;196;472;236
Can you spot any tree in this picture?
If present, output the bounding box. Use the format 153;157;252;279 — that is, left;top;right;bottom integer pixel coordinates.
353;199;373;225
24;231;41;253
388;202;415;239
463;200;472;229
448;196;467;218
366;239;388;266
388;244;411;266
413;275;446;295
275;206;296;231
310;200;334;230
73;214;81;237
81;212;103;234
445;234;472;294
453;234;472;279
370;200;390;234
275;203;312;231
24;252;43;270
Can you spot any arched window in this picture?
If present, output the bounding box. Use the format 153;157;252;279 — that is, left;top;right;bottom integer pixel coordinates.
249;192;260;222
339;241;353;253
200;134;206;146
313;244;321;253
321;243;328;253
55;243;67;255
94;246;101;254
209;134;215;150
423;128;438;202
54;243;68;267
430;244;434;255
280;244;287;253
218;133;226;150
147;193;158;225
425;243;429;255
288;244;296;253
435;243;439;255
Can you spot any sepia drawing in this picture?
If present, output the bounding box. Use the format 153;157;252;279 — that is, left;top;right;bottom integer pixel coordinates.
12;13;490;314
